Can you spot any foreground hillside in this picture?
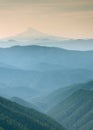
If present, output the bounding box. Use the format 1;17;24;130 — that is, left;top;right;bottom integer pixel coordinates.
48;89;93;130
32;80;93;112
40;81;93;112
0;97;65;130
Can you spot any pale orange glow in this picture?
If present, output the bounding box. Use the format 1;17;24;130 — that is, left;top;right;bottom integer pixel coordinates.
0;0;93;39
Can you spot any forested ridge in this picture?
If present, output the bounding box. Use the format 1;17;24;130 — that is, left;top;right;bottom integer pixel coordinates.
0;96;65;130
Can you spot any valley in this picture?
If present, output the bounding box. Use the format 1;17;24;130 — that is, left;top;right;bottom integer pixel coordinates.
0;45;93;130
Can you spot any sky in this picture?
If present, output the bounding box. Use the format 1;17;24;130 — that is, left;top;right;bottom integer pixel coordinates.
0;0;93;39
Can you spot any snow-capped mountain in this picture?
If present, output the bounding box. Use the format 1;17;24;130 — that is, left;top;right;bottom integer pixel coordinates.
0;28;66;48
0;27;93;51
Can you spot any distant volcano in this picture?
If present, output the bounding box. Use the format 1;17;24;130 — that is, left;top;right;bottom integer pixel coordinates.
9;27;65;41
13;28;48;40
0;28;93;51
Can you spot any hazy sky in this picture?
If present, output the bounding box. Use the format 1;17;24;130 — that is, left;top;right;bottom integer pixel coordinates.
0;0;93;39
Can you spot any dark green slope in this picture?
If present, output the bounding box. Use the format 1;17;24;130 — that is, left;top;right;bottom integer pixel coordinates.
42;86;77;112
43;81;93;112
11;97;39;110
79;121;93;130
0;127;4;130
0;97;66;130
48;89;93;130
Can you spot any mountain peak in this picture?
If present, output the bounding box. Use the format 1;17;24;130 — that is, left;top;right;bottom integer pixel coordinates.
13;27;48;40
26;27;43;34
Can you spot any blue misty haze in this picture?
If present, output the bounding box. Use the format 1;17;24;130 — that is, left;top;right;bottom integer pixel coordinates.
0;45;93;102
0;0;93;130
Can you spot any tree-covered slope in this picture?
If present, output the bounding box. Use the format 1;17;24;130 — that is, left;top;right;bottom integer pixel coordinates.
11;97;39;110
35;80;93;112
48;89;93;130
0;97;66;130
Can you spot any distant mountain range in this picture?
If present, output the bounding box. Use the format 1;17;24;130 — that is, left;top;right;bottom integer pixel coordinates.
11;28;65;41
0;28;65;48
0;45;93;102
0;28;93;50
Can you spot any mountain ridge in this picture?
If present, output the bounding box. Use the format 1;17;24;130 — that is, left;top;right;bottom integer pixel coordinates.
48;84;93;130
0;96;66;130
